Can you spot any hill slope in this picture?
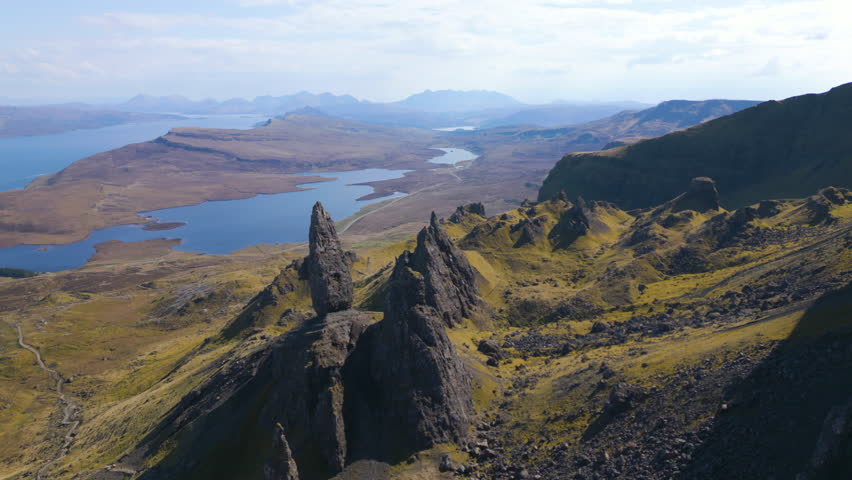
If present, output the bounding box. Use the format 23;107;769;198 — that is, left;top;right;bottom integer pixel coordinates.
539;83;852;208
2;181;850;479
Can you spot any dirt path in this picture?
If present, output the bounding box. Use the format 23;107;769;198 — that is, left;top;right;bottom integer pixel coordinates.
339;163;469;235
14;322;81;480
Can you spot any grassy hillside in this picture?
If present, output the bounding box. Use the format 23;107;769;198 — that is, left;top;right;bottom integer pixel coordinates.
2;182;850;479
539;82;852;208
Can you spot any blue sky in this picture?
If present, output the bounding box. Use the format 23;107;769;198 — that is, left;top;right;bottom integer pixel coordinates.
2;0;851;104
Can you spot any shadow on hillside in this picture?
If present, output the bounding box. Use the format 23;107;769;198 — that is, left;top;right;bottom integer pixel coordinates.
681;282;852;480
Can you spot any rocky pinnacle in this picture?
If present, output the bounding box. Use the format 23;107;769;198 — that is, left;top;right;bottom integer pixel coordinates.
264;424;299;480
407;212;479;326
307;202;353;316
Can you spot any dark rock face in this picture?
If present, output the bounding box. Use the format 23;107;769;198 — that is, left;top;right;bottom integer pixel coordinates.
512;216;548;247
449;202;486;223
117;209;476;480
307;202;353;316
672;177;720;213
549;197;592;247
265;424;299;480
345;214;476;461
407;213;479;327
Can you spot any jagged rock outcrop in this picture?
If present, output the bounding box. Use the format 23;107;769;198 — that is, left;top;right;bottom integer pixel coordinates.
549;197;592;247
344;214;476;461
672;177;720;213
265;424;299;480
307;202;353;316
407;213;479;327
107;208;476;480
804;186;852;224
512;216;548;247
449;202;486;223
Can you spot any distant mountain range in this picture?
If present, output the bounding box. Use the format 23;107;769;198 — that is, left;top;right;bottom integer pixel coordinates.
106;90;669;130
0;89;766;135
115;92;361;115
539;83;852;208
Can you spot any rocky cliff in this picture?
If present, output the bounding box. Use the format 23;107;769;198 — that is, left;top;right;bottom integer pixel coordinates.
106;204;476;480
539;82;852;208
345;214;476;461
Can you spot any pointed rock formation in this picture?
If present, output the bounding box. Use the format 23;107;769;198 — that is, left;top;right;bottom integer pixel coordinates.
672;177;720;213
111;208;476;480
549;197;592;247
307;202;353;316
512;216;548;247
345;213;476;461
265;424;299;480
408;213;479;327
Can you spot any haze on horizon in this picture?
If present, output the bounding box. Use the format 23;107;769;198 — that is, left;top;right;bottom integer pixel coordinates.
2;0;851;105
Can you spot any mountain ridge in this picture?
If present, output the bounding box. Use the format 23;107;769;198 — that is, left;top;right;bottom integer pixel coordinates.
539;83;852;208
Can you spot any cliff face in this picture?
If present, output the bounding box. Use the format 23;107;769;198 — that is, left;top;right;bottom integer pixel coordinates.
539;82;852;208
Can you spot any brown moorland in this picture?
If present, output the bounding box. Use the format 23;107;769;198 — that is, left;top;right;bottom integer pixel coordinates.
0;100;754;249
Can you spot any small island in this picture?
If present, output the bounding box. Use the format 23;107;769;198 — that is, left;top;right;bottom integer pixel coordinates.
142;221;187;232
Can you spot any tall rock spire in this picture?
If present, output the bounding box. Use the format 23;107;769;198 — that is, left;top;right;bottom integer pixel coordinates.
307;202;353;316
345;212;475;461
407;212;479;326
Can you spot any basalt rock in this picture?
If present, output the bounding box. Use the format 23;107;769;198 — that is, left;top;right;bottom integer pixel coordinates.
512;216;548;247
105;208;477;480
307;202;353;316
449;202;486;223
672;177;721;213
408;212;479;327
549;197;592;247
344;214;476;462
265;424;299;480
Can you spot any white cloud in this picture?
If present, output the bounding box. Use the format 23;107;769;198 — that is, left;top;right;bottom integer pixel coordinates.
4;0;852;101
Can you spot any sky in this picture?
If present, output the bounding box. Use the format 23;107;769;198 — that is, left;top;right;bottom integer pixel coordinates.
1;0;851;104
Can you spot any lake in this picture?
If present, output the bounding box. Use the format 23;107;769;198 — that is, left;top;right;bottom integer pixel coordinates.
428;147;478;165
0;147;475;272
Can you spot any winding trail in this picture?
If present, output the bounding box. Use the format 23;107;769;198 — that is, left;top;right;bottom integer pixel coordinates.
338;163;468;235
14;322;81;480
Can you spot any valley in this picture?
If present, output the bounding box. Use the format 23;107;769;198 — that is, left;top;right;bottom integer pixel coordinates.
0;98;757;254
